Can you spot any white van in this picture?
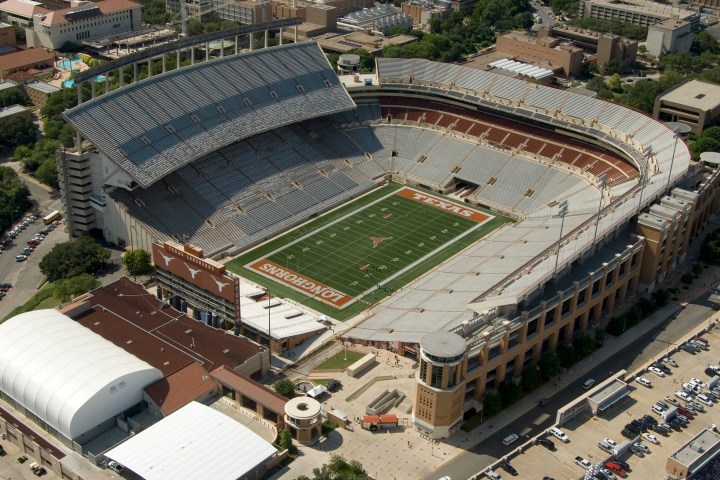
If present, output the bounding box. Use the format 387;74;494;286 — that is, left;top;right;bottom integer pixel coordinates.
485;469;503;480
549;427;570;443
502;433;519;446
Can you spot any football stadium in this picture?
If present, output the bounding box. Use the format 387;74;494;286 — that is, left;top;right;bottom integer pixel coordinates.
60;22;691;359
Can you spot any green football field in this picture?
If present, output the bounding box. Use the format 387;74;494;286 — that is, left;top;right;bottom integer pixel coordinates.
226;183;511;320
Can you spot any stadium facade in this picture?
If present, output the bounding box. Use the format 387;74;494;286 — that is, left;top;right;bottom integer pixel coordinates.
58;25;720;438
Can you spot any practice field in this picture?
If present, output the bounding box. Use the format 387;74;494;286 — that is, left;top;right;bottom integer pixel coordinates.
227;184;511;320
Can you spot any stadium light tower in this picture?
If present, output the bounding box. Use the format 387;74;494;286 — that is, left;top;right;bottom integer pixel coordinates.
666;127;681;192
591;174;607;255
553;200;569;279
264;287;271;352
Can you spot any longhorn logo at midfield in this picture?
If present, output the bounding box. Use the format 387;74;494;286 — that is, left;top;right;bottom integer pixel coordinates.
370;237;393;248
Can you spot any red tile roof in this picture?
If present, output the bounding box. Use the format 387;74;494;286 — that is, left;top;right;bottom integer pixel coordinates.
0;48;55;74
72;277;265;376
0;0;50;19
210;365;287;415
39;0;140;26
144;362;218;416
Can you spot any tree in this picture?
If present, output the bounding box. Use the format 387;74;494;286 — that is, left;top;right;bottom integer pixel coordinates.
521;365;542;392
39;236;111;282
499;381;523;406
0;113;37;151
482;392;503;417
693;31;719;55
557;345;577;368
273;378;296;399
53;273;100;302
702;229;720;265
309;456;371;480
123;249;154;276
607;73;623;91
0;87;27;108
701;126;720;143
0;166;30;233
36;158;59;189
538;351;561;379
692;137;720;160
278;428;297;456
603;60;623;76
573;334;597;358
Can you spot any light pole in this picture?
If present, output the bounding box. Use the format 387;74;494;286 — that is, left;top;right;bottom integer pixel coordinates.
591;174;607;254
666;127;681;192
553;200;569;279
265;288;271;352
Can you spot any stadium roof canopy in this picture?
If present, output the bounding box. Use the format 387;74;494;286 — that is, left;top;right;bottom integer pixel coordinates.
105;401;276;480
63;41;356;187
0;309;163;441
488;58;554;80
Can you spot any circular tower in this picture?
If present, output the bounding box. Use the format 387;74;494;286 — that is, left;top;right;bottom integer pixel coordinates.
413;331;468;439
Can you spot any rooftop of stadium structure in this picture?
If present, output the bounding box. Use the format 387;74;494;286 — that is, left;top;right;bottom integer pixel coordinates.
63;41;355;188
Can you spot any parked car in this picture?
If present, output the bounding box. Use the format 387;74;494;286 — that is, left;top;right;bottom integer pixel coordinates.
582;378;596;390
107;461;124;473
498;460;518;476
633;442;650;453
534;437;555;451
15;254;27;262
652;404;665;414
681;343;698;354
697;394;714;406
604;461;627;477
705;367;719;377
652;363;671;374
641;414;658;426
648;366;665;377
636;377;652;388
575;456;592;470
677;406;694;419
621;428;637;440
599;440;615;452
664;396;678;406
662;357;678;367
642;433;659;444
549;427;570;443
690;378;706;388
326;380;342;392
652;424;670;435
688;401;705;412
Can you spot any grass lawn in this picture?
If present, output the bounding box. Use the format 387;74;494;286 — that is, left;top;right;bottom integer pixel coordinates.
314;350;365;370
227;183;511;320
2;282;59;322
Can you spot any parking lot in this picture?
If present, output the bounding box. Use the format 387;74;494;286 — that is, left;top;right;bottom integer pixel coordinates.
487;325;720;480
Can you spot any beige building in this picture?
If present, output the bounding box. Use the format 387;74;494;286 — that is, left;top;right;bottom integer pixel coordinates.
284;397;322;443
646;18;694;58
0;22;16;47
29;0;141;51
0;47;55;81
578;0;700;30
414;332;468;439
548;26;638;71
412;160;720;436
496;31;584;77
23;80;59;106
401;1;451;30
0;0;50;28
654;80;720;135
209;0;272;25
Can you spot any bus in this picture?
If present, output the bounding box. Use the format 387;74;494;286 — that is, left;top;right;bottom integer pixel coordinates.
43;210;61;225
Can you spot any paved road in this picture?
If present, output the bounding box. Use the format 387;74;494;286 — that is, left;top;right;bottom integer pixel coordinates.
431;293;716;480
0;163;64;320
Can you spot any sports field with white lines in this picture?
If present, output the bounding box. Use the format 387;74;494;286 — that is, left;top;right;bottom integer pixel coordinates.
227;183;511;319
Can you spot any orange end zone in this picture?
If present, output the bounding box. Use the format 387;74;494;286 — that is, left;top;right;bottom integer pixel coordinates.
248;259;353;308
395;187;491;223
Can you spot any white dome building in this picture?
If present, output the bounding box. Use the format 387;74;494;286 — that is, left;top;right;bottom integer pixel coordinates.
0;309;163;444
